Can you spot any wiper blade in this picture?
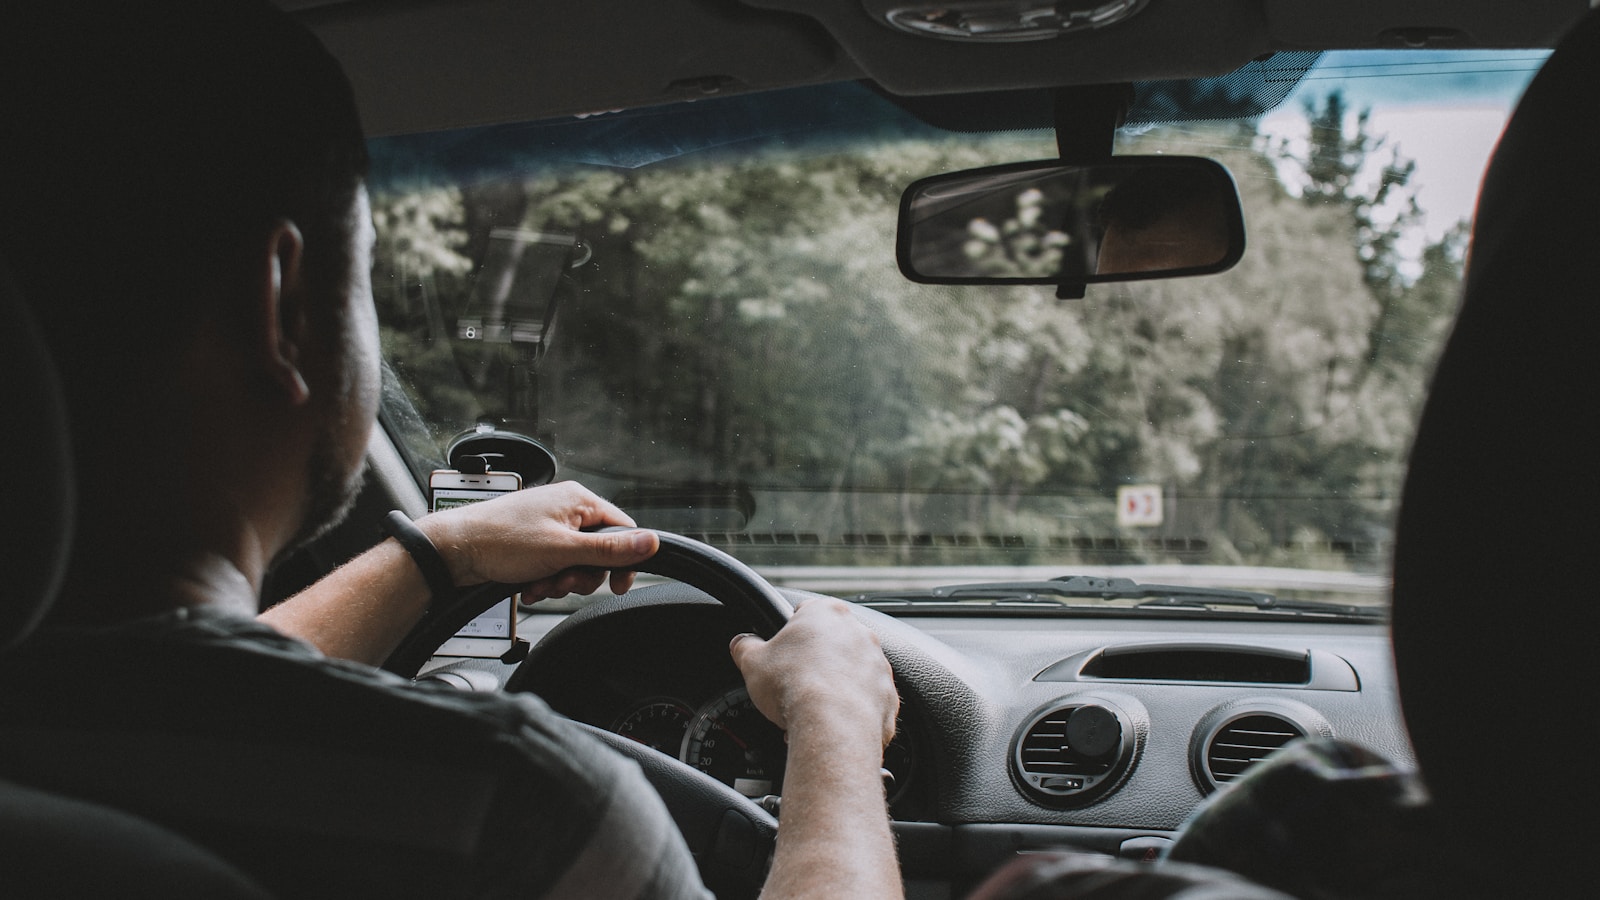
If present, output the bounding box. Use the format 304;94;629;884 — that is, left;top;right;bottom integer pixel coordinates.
850;575;1380;619
851;575;1272;606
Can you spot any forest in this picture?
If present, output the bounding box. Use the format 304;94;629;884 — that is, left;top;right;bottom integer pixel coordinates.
371;92;1466;577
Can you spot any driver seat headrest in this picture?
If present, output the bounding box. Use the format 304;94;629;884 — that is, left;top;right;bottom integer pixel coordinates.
0;255;74;652
0;257;275;897
1391;7;1600;888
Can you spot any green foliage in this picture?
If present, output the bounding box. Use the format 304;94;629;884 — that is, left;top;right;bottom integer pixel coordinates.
372;117;1464;574
1283;92;1433;359
960;188;1074;278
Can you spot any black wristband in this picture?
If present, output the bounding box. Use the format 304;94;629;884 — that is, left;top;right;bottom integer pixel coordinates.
381;510;456;605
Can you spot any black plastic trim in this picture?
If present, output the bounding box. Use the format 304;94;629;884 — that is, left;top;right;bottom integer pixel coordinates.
1036;643;1360;691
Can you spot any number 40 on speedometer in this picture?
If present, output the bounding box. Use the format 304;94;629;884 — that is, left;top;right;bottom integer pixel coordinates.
682;687;787;798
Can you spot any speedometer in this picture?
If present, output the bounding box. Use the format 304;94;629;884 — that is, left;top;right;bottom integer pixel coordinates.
612;698;695;755
681;686;787;798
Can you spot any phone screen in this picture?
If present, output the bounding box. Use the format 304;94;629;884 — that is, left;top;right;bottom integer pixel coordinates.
431;474;521;657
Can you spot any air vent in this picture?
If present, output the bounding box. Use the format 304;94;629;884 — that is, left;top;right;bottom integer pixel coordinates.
1012;701;1136;807
1190;699;1331;794
1205;714;1304;785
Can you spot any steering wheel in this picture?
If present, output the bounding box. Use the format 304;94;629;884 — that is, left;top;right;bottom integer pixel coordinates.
383;528;792;898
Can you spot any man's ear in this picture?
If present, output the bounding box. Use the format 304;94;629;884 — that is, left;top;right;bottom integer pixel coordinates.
256;220;311;406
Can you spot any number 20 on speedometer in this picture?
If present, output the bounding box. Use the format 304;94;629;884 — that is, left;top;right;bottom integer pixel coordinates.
681;686;787;798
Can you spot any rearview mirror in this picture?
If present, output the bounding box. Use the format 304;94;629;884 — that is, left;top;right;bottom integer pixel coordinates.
897;157;1244;287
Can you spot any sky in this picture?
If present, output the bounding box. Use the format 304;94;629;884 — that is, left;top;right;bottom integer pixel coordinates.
1257;50;1547;263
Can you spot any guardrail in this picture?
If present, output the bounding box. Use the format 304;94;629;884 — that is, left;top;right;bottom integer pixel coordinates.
607;564;1388;601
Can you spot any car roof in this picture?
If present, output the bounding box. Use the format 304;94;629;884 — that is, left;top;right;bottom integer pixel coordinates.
280;0;1589;137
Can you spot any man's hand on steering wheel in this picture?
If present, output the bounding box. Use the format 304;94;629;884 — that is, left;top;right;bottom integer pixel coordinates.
378;491;905;899
729;601;905;899
415;481;659;600
730;598;900;751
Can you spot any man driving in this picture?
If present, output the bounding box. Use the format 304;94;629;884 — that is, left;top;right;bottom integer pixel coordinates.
1094;168;1233;276
0;2;901;897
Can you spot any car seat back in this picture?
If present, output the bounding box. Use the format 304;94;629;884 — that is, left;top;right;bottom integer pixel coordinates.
0;257;73;651
0;254;272;897
1390;8;1600;892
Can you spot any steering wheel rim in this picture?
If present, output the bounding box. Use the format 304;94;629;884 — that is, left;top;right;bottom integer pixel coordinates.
382;527;792;899
382;527;792;677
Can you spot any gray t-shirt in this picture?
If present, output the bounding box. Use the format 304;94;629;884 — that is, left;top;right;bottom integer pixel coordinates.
0;606;710;899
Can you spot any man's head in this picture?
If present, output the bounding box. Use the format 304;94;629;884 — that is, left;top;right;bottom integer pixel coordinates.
1;1;375;602
1095;168;1232;276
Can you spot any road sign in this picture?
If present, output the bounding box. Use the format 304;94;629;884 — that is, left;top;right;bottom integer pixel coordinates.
1117;484;1164;527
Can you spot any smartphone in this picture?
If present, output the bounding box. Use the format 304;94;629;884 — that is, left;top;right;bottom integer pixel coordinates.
429;468;522;657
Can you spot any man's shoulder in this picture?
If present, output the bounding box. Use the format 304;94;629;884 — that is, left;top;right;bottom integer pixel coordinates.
5;605;624;779
0;606;694;897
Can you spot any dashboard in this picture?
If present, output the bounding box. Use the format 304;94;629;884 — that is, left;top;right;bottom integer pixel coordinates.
421;582;1411;897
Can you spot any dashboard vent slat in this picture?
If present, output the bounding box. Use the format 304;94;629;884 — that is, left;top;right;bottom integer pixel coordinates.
1204;714;1305;785
1012;702;1136;808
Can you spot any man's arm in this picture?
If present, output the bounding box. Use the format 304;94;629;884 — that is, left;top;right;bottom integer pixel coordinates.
265;482;906;896
260;482;657;664
731;598;905;900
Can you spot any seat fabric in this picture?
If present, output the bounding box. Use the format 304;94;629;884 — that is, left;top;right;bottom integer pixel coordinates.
1390;7;1600;891
0;257;272;897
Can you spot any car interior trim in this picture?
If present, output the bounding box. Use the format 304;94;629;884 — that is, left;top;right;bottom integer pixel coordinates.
1036;644;1361;691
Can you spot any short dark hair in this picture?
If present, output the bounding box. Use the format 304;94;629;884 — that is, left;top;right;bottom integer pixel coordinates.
1;0;369;382
1097;168;1225;232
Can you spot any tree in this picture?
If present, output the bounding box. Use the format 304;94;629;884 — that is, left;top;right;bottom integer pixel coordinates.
1273;91;1469;553
1289;91;1429;362
369;113;1464;572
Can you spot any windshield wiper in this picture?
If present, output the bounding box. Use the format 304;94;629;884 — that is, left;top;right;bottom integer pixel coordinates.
849;575;1382;621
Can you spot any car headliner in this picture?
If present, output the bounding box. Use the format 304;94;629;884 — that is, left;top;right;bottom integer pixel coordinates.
278;0;1589;137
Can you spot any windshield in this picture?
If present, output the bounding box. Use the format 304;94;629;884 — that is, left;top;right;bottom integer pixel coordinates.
371;51;1543;609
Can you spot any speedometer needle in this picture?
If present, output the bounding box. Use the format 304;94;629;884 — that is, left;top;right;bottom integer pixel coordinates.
715;722;750;752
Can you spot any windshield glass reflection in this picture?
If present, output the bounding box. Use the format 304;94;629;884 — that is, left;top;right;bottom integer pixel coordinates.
371;52;1541;603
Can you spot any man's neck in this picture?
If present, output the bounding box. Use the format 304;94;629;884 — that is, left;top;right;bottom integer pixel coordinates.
162;554;263;618
51;548;263;626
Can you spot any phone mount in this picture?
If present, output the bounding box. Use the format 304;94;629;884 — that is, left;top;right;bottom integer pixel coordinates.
446;426;558;486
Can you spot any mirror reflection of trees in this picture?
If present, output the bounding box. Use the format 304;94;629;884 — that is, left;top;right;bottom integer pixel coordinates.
958;187;1075;278
372;98;1463;575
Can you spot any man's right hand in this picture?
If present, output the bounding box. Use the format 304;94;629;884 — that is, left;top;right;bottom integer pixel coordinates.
728;597;898;750
728;597;906;899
